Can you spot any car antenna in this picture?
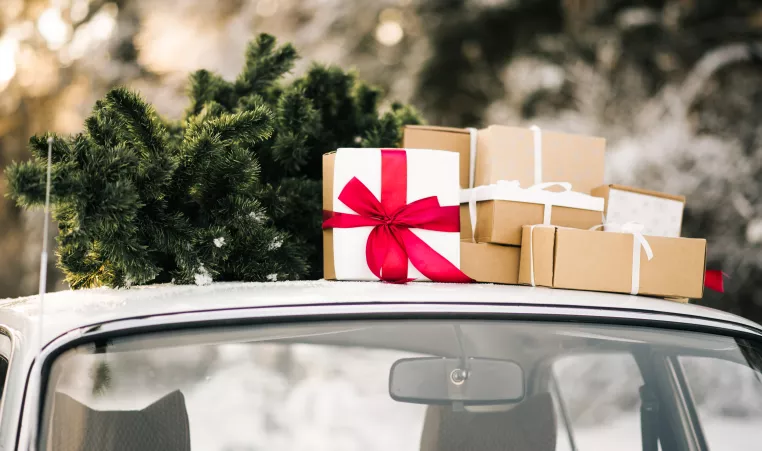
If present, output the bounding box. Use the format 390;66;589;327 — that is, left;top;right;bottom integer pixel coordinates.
25;137;54;451
37;136;53;354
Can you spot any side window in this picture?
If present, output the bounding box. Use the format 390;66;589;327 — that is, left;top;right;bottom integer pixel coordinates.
679;356;762;451
0;333;11;404
551;353;648;451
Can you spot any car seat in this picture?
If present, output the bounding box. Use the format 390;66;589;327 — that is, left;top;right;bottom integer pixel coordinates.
48;389;191;451
420;393;556;451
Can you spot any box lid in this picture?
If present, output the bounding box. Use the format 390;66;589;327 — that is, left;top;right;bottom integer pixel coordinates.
607;184;686;203
404;125;470;134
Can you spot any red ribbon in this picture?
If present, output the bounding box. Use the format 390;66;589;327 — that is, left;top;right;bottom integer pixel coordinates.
705;270;725;293
323;149;472;283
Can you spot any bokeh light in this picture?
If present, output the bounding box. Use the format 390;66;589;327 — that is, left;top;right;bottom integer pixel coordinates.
37;7;72;50
0;37;19;91
70;0;90;22
256;0;279;17
375;9;404;47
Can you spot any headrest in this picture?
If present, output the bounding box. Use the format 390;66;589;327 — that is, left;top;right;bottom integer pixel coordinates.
49;390;191;451
420;393;556;451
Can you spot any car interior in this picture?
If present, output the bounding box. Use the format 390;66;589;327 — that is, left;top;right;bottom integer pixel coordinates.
40;320;762;451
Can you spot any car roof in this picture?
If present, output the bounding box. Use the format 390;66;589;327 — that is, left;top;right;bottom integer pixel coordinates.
0;281;759;346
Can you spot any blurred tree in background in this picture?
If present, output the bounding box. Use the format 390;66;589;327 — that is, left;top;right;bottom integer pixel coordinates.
410;0;762;321
1;0;762;323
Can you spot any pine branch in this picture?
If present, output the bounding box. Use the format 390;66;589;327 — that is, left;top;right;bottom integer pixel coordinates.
104;88;168;158
235;34;299;97
187;69;236;117
2;32;421;288
4;160;47;207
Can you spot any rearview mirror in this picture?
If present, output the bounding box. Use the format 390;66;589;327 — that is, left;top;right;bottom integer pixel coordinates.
389;357;525;405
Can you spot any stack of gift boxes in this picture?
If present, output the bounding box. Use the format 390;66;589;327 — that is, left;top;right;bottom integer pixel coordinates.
322;124;707;301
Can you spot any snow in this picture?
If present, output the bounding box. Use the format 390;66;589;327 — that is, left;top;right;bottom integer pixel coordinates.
267;273;278;282
213;237;226;248
268;236;283;251
193;265;212;286
249;211;266;223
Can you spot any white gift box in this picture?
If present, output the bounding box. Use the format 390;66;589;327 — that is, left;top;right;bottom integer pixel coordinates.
592;185;686;238
326;148;462;281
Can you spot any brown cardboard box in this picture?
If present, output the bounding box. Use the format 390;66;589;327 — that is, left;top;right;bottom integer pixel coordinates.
403;125;606;193
519;225;707;298
460;201;603;245
403;125;473;188
461;240;520;284
323;152;336;280
518;226;556;287
477;126;606;194
591;184;686;237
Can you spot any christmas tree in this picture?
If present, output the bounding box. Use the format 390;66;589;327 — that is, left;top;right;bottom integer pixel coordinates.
4;33;421;289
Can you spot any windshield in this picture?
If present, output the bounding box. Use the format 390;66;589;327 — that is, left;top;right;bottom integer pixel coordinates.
41;320;762;451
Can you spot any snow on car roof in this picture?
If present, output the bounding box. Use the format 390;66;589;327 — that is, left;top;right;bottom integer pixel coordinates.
0;281;758;345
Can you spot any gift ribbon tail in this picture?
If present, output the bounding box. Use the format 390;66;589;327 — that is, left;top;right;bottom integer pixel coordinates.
705;270;725;293
400;229;473;283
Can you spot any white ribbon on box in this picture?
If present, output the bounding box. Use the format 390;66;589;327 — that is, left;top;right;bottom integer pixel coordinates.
460;180;604;241
465;125;548;189
530;125;543;185
525;223;555;288
525;221;654;295
466;127;478;189
590;222;653;295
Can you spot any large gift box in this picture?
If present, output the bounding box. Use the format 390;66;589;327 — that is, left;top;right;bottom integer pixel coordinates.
592;184;686;237
460;181;604;246
403;125;606;193
323;148;473;282
518;225;706;298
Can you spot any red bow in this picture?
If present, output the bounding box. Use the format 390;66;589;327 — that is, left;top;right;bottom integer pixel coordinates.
323;149;472;283
705;270;725;293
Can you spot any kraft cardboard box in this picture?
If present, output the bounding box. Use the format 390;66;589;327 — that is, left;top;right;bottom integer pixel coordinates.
323;152;337;279
477;126;606;194
403;125;606;193
519;225;707;298
592;184;686;237
403;126;473;189
460;240;520;285
459;202;603;245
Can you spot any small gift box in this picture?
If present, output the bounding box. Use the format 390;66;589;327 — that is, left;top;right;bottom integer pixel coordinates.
518;224;707;298
460;181;604;246
322;148;471;282
403;124;606;193
592;184;686;237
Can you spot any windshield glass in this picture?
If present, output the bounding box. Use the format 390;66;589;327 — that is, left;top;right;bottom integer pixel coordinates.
41;320;762;451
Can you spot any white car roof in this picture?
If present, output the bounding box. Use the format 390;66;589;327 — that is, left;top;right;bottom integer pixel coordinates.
0;281;758;345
